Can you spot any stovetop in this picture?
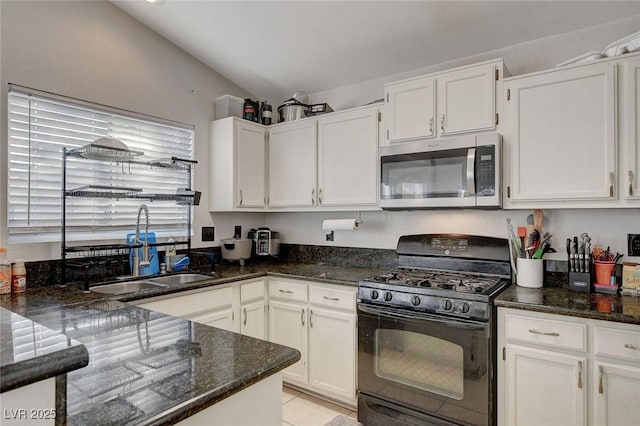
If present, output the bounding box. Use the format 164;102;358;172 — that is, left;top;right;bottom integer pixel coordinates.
358;268;511;321
356;234;512;321
366;269;505;295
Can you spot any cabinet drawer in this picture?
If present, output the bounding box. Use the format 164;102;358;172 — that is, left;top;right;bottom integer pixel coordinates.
505;313;587;352
593;325;640;361
309;285;356;311
137;286;233;317
269;279;307;302
241;280;265;303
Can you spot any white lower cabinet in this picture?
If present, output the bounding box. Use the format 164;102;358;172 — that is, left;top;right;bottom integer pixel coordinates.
133;278;267;336
504;345;586;426
498;307;640;426
268;278;357;406
269;299;308;384
308;306;356;402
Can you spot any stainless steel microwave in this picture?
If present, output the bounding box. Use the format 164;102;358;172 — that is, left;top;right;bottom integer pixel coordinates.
379;133;501;209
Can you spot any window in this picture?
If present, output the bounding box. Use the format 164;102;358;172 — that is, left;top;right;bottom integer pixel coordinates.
7;86;195;243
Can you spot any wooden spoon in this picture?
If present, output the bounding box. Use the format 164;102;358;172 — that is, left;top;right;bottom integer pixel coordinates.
533;209;543;234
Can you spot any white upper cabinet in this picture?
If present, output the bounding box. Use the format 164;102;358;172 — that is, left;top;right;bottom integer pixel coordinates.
437;62;497;136
268;119;318;208
503;61;617;207
209;118;266;211
623;57;640;201
317;106;379;207
384;59;502;144
385;77;436;142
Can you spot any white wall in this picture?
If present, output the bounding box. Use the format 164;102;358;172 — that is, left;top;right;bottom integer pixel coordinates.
1;2;638;263
267;15;640;262
0;1;265;261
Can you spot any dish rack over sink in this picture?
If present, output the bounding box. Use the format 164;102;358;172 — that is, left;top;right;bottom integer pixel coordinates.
61;141;199;289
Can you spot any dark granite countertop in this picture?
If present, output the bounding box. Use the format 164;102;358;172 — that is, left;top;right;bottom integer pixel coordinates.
495;285;640;325
0;262;378;315
0;307;89;393
0;261;377;425
16;300;300;425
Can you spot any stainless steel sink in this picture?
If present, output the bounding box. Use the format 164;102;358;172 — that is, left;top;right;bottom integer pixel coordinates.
90;280;168;295
148;273;212;286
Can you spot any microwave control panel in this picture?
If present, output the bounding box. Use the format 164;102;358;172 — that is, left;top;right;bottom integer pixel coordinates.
476;145;495;196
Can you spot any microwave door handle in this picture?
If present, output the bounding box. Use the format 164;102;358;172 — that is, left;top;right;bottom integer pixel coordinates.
466;148;476;196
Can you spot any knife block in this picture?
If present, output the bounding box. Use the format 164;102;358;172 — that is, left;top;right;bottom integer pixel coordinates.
569;270;593;293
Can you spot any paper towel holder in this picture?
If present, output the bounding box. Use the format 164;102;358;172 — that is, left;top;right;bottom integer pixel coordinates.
323;212;363;241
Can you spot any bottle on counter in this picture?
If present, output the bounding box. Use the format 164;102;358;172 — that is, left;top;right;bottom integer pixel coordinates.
0;248;11;294
11;259;27;293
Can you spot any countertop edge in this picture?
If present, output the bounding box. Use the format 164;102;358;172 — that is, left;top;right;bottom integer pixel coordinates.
0;344;89;393
144;351;301;426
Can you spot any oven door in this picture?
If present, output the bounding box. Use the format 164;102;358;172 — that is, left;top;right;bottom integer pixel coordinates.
358;303;493;426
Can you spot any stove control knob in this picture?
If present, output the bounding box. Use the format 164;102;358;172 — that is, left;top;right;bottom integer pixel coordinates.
411;296;421;306
442;299;453;311
460;302;470;314
384;292;393;302
370;290;379;300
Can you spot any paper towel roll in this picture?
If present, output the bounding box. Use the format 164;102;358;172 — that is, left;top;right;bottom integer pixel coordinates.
322;219;360;231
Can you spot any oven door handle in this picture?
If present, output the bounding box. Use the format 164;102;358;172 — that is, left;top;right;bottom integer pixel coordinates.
357;304;487;331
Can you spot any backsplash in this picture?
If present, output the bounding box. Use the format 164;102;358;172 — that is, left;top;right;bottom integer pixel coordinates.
20;244;589;290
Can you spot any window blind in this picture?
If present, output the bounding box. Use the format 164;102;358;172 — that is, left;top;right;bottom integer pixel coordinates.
7;87;195;243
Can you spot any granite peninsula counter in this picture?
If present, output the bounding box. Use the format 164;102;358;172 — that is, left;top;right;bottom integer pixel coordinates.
0;261;381;425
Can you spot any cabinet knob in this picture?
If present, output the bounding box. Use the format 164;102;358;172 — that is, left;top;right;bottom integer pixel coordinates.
318;188;323;205
311;189;316;205
243;307;247;326
629;170;635;197
239;189;243;205
301;308;305;326
310;309;314;328
440;114;445;133
428;116;434;135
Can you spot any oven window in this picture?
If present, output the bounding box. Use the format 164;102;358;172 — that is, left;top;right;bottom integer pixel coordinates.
374;329;464;400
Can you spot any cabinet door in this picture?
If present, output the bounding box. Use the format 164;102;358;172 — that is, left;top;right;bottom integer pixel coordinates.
505;62;617;204
624;57;640;200
241;300;266;340
268;120;317;207
308;307;356;404
385;76;436;143
437;63;496;136
268;300;308;384
235;120;266;208
190;307;235;332
593;362;640;426
505;345;586;426
317;107;378;206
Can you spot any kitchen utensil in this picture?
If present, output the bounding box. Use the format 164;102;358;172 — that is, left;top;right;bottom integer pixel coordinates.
248;227;280;257
292;91;309;104
242;99;260;122
221;238;252;265
260;100;272;125
527;229;540;258
506;218;519;272
533;209;543;234
277;98;309;122
517;226;527;257
305;103;334;117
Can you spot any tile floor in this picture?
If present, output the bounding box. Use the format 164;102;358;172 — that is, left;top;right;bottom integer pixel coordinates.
282;386;357;426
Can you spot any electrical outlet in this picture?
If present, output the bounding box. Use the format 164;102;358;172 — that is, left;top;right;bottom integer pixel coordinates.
326;231;334;242
202;227;215;242
629;234;640;256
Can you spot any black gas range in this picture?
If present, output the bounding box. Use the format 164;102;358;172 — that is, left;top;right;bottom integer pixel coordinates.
357;234;512;426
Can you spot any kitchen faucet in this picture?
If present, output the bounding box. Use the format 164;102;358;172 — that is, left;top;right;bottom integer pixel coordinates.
133;204;151;276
